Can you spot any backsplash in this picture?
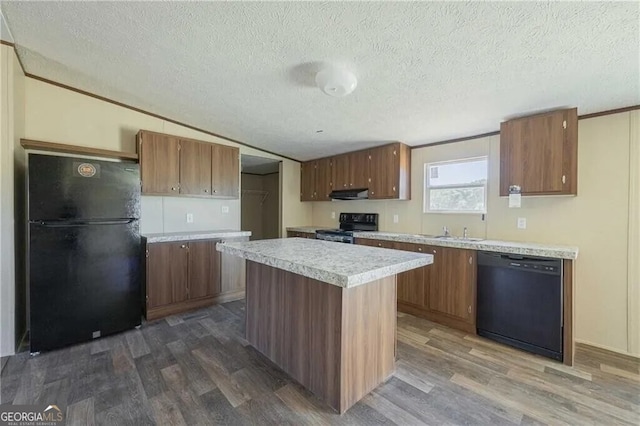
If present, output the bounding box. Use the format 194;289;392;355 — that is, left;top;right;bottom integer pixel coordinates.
140;196;240;234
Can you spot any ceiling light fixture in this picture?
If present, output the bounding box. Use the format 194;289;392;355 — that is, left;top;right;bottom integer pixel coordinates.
315;66;357;97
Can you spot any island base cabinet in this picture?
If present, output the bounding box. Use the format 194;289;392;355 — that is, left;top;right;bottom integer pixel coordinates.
245;260;396;414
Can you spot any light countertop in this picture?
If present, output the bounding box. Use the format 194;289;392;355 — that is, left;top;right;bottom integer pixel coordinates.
216;237;433;288
143;230;251;243
286;227;578;260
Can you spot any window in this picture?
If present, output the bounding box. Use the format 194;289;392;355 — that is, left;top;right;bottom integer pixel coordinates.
424;157;488;213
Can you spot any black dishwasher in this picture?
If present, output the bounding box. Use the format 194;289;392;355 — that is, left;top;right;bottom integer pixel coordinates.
477;251;563;360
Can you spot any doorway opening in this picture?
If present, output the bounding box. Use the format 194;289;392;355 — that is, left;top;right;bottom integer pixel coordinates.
240;155;281;240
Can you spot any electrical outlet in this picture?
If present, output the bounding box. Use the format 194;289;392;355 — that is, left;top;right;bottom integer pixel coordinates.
331;211;336;219
517;217;527;229
393;214;399;224
186;213;194;223
221;206;229;214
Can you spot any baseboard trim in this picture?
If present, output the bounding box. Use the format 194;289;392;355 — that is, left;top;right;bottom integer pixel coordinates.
575;339;640;361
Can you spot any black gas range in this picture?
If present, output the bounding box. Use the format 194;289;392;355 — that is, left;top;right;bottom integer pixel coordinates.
315;213;379;244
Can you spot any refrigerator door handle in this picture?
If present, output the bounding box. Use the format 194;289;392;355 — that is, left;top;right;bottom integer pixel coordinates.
34;219;136;227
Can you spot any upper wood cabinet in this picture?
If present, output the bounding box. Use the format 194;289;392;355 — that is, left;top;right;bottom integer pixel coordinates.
500;108;578;196
138;132;180;194
315;157;333;201
211;144;240;197
331;154;351;190
137;130;239;198
368;143;411;200
179;139;212;196
301;142;411;201
300;161;316;201
300;157;334;201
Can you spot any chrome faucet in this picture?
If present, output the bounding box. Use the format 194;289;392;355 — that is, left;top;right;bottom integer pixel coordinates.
463;227;469;239
443;226;450;237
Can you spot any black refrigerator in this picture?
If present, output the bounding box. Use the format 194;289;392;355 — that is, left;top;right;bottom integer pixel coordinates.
28;153;142;353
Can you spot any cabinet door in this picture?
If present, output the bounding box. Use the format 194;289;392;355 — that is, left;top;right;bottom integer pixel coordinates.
146;242;188;308
348;152;369;190
138;132;180;195
500;109;574;195
331;154;350;190
212;144;240;197
180;140;212;196
315;157;333;201
300;161;316;201
428;247;475;321
394;242;426;307
188;240;221;299
369;144;399;199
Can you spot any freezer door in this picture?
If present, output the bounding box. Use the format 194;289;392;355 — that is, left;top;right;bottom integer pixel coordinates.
29;220;142;353
28;153;140;221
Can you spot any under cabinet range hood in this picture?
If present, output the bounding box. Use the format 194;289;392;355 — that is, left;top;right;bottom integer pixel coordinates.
329;188;369;200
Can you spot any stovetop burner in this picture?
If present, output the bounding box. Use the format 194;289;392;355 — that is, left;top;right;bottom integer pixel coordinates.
314;213;378;243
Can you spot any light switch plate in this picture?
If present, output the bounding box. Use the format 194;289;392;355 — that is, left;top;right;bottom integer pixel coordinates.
517;217;527;229
186;213;194;223
331;211;336;219
393;214;399;224
221;206;229;214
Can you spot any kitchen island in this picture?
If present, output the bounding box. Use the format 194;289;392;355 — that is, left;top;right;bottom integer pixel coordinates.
216;237;432;413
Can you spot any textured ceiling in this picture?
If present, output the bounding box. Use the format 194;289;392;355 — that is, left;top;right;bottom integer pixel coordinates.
2;1;639;161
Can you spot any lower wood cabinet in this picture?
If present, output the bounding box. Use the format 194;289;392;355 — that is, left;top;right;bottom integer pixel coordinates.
394;242;428;307
355;238;476;333
286;231;316;239
144;237;247;320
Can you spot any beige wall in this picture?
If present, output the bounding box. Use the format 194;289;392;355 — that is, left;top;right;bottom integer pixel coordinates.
0;45;25;356
312;112;639;356
281;159;312;236
23;78;309;235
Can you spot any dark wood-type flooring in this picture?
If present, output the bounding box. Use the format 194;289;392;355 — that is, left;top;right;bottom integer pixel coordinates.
1;301;638;425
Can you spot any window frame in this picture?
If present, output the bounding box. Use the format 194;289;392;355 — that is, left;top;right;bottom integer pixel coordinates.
423;156;488;214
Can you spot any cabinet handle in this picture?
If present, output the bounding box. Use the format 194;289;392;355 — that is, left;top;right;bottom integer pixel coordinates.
469;256;473;264
468;305;472;314
180;244;187;249
377;243;382;247
350;183;353;186
343;184;347;187
371;191;374;195
213;189;217;193
433;249;436;254
171;187;178;191
392;186;396;192
562;175;566;184
418;247;422;252
204;189;209;193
